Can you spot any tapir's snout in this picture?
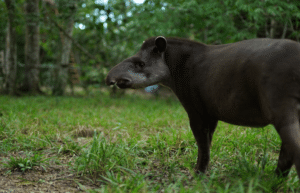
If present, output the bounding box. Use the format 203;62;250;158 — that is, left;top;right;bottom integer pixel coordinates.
105;75;115;86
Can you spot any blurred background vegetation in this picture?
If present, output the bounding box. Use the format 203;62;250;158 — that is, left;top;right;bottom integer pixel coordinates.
1;0;300;96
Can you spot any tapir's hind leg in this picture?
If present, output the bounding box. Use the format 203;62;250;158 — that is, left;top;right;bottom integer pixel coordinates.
275;142;294;177
272;103;300;178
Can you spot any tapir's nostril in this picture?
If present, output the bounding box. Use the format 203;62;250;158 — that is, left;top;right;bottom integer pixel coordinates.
116;78;131;89
106;76;131;88
118;78;130;84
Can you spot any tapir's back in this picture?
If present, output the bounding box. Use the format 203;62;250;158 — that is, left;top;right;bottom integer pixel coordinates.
194;38;300;126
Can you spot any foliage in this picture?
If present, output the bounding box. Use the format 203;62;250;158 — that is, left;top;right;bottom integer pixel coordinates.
1;0;300;92
127;0;300;43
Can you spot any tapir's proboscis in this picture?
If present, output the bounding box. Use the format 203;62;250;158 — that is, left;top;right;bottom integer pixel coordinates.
106;36;300;180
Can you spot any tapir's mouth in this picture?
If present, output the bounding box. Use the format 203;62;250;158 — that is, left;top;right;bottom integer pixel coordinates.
116;82;130;89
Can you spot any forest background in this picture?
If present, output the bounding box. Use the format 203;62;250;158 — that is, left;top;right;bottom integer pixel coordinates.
1;0;300;95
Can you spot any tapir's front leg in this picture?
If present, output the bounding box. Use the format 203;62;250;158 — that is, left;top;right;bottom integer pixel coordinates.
189;113;218;173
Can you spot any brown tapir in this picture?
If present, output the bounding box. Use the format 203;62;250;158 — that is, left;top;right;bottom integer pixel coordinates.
105;36;300;179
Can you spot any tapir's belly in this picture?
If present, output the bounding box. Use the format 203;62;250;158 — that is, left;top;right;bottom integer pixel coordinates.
206;89;271;127
217;106;270;127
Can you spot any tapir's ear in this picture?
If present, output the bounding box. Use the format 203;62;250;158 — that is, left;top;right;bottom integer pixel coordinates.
155;36;167;53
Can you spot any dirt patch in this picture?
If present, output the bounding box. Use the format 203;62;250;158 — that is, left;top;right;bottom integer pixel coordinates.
0;159;100;192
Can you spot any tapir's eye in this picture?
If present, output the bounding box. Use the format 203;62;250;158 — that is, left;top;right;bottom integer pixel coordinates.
135;62;145;68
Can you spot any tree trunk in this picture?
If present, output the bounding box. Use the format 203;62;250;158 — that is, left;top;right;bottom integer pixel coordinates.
22;0;40;94
52;1;76;96
4;0;17;95
281;21;288;39
265;19;270;38
270;19;276;39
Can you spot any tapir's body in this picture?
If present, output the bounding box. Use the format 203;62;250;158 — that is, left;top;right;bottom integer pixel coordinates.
174;38;300;127
106;37;300;179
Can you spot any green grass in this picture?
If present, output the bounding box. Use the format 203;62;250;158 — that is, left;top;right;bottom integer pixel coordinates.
0;92;299;192
3;152;47;173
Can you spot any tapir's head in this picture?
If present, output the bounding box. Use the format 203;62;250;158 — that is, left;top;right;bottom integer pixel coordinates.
105;36;171;89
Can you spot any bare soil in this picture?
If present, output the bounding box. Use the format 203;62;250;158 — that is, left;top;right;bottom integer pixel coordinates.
0;159;99;192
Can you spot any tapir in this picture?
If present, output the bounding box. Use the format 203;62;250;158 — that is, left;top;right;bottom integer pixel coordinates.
105;36;300;179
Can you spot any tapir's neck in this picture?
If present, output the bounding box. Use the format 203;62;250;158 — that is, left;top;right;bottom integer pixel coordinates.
162;39;207;93
159;52;176;90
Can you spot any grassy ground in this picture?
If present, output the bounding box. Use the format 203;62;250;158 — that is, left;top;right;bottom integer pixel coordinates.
0;90;299;192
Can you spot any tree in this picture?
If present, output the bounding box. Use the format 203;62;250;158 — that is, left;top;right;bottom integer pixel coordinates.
52;0;78;96
4;0;17;95
21;0;40;94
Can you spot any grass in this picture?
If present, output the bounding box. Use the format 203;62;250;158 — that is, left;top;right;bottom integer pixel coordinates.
0;90;299;192
3;153;47;173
